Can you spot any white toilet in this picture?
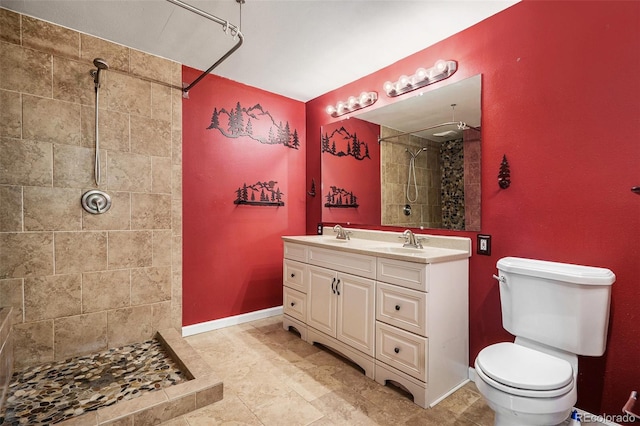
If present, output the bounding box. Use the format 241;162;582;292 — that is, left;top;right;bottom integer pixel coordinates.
474;257;615;426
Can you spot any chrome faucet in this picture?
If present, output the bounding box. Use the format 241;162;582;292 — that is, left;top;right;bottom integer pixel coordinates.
333;224;350;240
401;229;424;249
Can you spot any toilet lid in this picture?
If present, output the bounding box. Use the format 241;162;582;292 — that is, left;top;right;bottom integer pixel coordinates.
476;343;573;391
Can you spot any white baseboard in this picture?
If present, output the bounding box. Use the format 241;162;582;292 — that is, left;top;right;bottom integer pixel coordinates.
181;306;283;337
467;367;621;426
468;366;476;382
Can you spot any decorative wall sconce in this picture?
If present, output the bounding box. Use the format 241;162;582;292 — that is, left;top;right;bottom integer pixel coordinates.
326;91;378;118
498;154;511;189
383;59;457;97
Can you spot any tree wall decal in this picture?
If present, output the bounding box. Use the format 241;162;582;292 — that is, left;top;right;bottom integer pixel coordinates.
324;186;359;208
234;181;285;206
321;126;371;160
207;102;299;149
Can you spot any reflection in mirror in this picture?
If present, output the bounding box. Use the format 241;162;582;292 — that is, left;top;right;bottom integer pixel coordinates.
321;74;481;231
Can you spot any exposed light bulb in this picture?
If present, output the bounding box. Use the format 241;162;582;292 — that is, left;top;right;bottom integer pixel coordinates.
383;59;457;98
325;91;378;117
415;68;428;82
398;75;410;88
429;60;449;79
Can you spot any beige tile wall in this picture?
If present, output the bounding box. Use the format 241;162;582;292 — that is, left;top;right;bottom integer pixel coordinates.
380;127;442;228
0;8;183;368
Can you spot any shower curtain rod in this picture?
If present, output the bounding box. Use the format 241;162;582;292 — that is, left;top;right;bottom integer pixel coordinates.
165;0;244;97
377;121;480;143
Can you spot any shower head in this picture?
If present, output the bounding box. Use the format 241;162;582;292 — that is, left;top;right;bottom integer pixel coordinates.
93;58;109;70
406;147;427;159
90;58;109;87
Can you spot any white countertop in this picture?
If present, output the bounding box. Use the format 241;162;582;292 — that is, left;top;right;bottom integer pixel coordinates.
282;229;471;264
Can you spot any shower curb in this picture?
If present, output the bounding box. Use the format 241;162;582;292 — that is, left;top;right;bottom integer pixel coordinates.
57;328;223;425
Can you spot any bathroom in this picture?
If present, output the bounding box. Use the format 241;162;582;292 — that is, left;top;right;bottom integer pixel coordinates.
0;0;639;425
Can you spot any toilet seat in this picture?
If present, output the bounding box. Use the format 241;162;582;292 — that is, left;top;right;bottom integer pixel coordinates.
476;343;574;398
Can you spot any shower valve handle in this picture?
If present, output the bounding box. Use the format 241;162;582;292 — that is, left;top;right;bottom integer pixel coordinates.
93;197;102;213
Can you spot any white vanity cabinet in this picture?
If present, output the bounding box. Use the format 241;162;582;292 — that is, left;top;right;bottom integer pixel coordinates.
282;244;309;341
307;265;375;357
282;231;470;408
374;257;469;408
283;242;377;377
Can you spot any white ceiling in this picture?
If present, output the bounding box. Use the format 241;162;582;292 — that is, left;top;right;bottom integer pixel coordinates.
0;0;518;101
358;74;481;141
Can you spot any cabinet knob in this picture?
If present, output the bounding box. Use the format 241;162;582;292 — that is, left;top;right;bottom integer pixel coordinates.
290;273;295;278
290;302;295;307
395;305;400;311
394;347;400;354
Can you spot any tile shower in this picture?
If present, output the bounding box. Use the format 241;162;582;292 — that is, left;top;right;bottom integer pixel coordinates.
0;7;192;423
380;126;481;230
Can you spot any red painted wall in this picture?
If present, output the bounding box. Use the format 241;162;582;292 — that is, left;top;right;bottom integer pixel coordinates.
321;118;381;225
182;66;306;326
306;0;639;417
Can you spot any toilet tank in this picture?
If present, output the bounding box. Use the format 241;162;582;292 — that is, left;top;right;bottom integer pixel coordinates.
496;257;615;356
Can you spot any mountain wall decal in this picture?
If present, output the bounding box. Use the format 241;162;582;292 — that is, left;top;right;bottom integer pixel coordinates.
208;102;300;149
321;126;370;160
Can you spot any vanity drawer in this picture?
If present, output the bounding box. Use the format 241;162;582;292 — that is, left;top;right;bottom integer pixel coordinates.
284;242;308;263
283;287;306;322
308;246;376;279
283;259;306;293
377;282;427;337
376;322;427;382
377;258;428;292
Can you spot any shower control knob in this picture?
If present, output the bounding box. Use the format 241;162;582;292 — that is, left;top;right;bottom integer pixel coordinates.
395;305;401;311
81;190;111;215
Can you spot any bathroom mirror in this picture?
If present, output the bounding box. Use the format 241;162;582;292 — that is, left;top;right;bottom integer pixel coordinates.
321;74;481;231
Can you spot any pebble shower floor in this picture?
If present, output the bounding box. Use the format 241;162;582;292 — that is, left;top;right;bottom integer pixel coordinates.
0;339;186;425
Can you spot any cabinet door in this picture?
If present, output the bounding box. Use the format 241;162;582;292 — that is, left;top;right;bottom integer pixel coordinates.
307;265;337;337
336;272;376;356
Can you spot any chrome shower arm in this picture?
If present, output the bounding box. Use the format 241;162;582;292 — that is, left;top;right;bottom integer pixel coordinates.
165;0;244;96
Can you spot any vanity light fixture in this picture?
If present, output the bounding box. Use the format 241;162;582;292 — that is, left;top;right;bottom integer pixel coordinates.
383;59;457;97
326;91;378;118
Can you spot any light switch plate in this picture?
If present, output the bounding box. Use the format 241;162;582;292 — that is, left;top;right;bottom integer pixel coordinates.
477;234;491;256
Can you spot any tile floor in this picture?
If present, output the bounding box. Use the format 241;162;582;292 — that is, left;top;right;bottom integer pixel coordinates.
162;315;494;426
